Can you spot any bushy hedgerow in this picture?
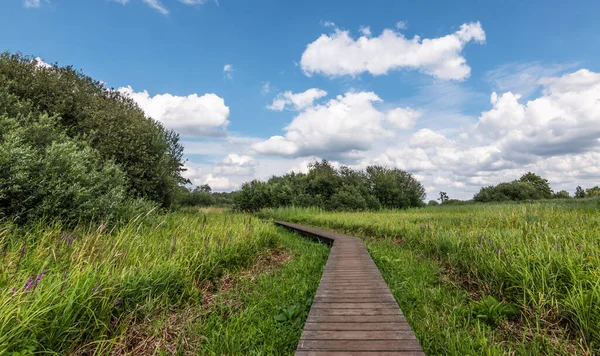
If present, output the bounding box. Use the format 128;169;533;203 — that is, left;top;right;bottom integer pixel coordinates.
234;160;426;212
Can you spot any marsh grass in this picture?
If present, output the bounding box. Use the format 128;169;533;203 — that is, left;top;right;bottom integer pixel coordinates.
262;199;600;354
0;211;283;354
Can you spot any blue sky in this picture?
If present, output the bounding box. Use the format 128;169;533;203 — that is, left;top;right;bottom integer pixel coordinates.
3;0;600;199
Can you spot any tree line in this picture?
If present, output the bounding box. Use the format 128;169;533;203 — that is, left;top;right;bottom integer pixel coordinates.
232;160;426;212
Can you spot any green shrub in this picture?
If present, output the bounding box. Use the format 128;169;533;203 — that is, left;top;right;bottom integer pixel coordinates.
0;114;152;224
233;159;425;212
0;52;185;208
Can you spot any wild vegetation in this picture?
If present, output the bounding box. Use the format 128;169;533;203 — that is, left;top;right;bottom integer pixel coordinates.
0;211;328;354
234;160;426;212
0;52;186;224
262;199;600;354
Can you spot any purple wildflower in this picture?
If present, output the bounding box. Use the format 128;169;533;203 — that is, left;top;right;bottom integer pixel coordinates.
113;297;121;307
11;287;17;296
578;245;583;251
23;276;34;291
32;270;45;289
20;243;27;258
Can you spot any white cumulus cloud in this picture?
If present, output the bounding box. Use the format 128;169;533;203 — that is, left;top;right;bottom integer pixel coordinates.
267;88;328;111
118;86;230;137
300;22;485;80
386;107;421;129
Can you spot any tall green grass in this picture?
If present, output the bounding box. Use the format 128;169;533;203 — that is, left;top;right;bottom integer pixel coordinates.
262;199;600;353
0;211;281;354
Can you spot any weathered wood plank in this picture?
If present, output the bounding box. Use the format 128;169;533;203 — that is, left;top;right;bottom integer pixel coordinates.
296;351;426;356
274;221;424;355
296;340;424;351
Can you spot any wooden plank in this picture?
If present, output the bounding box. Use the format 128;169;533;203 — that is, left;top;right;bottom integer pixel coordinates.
274;221;424;355
303;322;412;331
296;340;423;351
301;331;417;340
296;351;426;356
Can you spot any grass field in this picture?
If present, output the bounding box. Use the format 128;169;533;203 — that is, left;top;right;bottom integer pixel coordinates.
0;210;328;355
261;199;600;355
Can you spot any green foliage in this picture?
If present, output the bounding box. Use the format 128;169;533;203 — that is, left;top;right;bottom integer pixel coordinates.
273;299;311;325
0;212;289;354
519;172;553;198
0;52;185;209
428;200;440;206
173;186;215;207
553;190;571;199
234;160;426;212
471;295;519;326
439;191;449;203
263;200;600;354
0;114;150;224
473;172;556;203
586;186;600;197
575;186;586;198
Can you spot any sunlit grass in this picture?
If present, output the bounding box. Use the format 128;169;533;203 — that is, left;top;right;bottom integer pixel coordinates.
261;199;600;354
0;211;282;354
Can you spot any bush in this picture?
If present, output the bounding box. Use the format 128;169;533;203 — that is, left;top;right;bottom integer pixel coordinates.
0;114;151;224
0;52;185;208
474;181;547;203
233;160;425;212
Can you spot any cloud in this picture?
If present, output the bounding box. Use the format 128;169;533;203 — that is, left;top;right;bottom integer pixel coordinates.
300;22;485;80
179;0;208;4
223;64;234;79
33;57;52;69
395;21;407;30
110;0;129;4
213;154;258;176
143;0;168;14
267;88;328;111
359;26;371;37
475;69;600;159
202;174;236;191
254;91;395;158
24;0;41;8
118;86;229;137
261;81;271;94
485;62;578;98
366;68;600;198
386;107;421;129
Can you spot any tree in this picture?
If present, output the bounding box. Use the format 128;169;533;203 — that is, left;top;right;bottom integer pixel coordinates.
552;190;571;199
519;172;553;199
575;186;586;198
0;52;186;208
232;160;425;212
586;186;600;197
438;192;449;204
198;184;212;194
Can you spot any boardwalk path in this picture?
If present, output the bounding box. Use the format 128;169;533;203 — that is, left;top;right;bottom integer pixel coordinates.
275;221;424;356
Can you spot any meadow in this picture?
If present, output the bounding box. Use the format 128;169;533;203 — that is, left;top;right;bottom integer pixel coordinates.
0;209;328;355
261;199;600;355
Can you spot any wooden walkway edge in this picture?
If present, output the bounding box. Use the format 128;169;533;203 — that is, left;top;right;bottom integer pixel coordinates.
275;221;425;356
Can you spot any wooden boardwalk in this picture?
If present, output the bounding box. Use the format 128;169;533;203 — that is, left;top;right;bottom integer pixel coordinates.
275;221;425;356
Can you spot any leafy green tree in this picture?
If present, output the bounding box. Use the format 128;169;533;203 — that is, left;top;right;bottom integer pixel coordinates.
0;52;186;207
0;114;151;224
438;191;449;204
575;186;586;198
233;160;425;212
428;200;439;206
519;172;553;199
552;190;571;199
586;186;600;197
